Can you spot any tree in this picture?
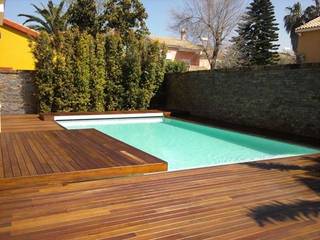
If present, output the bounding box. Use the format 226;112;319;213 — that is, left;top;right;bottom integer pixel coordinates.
303;0;320;22
67;0;102;35
32;32;55;113
284;2;303;55
170;0;244;69
104;0;149;39
233;0;279;66
283;0;320;59
89;34;106;111
19;0;68;35
72;32;92;111
165;60;188;74
139;40;167;109
104;33;125;110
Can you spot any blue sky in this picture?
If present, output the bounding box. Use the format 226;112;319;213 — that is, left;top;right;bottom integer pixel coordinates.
4;0;315;50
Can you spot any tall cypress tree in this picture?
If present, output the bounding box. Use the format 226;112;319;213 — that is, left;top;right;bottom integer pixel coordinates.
104;0;149;39
234;0;279;65
68;0;101;35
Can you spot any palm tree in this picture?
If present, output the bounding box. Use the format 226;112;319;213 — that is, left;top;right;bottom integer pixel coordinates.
18;0;69;35
284;2;303;55
303;0;320;22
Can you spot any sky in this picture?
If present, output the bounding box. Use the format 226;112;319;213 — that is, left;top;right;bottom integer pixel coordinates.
4;0;315;51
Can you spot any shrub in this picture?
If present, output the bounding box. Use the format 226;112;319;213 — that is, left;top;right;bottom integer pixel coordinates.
33;30;167;113
165;60;188;74
90;33;106;112
33;32;55;113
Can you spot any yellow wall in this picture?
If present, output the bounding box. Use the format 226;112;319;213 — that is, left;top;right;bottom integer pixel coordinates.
0;25;36;70
297;30;320;63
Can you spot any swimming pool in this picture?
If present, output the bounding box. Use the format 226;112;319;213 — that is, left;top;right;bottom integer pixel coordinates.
57;115;319;171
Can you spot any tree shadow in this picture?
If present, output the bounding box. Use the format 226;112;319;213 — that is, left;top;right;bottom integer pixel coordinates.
248;200;320;227
298;177;320;194
244;156;320;174
244;162;304;171
243;156;320;226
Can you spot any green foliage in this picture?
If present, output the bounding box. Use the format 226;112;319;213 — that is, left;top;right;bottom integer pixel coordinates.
139;40;167;109
19;0;69;34
72;31;92;111
90;34;106;112
121;33;142;109
68;0;101;35
32;32;55;112
233;0;279;66
104;0;149;39
51;31;74;112
284;2;303;55
33;30;167;113
303;0;320;22
20;0;149;38
165;60;188;74
103;33;167;111
104;33;125;110
32;0;166;113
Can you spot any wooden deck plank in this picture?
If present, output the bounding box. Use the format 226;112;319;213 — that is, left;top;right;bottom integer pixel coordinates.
0;154;319;239
1;115;63;133
41;132;76;172
14;133;37;176
0;139;4;178
0;116;167;186
1;134;13;178
12;134;30;176
21;132;46;175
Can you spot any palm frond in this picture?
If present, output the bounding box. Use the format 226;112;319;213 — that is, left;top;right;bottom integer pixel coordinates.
19;0;68;34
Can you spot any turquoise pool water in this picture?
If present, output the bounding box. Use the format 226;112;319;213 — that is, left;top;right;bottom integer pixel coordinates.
58;117;319;171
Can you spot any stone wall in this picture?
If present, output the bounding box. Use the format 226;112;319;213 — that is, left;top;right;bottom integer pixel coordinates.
0;70;37;114
166;64;320;139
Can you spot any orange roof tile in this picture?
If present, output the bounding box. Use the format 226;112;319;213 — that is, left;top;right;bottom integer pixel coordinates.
296;16;320;33
3;18;39;38
150;36;202;52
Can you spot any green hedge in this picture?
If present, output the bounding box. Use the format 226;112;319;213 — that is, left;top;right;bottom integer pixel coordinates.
165;60;188;74
33;30;167;113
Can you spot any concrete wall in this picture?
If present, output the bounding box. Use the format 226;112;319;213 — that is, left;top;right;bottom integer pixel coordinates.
166;64;320;139
0;70;37;114
298;30;320;63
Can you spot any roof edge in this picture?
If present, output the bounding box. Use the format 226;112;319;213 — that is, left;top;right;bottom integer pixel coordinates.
3;18;39;38
295;16;320;33
296;26;320;33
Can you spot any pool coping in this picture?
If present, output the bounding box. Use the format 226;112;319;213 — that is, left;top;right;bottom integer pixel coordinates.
40;110;171;121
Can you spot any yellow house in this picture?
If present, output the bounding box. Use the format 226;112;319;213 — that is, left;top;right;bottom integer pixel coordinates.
0;18;38;70
296;16;320;63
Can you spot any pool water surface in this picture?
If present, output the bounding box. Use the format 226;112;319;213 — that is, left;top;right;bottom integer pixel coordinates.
58;117;319;171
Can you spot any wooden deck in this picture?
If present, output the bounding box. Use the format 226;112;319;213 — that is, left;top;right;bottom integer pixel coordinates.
0;154;319;239
1;115;63;133
1;114;320;239
0;115;167;186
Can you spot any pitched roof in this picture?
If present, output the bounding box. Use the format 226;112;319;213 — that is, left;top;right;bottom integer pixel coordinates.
150;36;202;52
2;18;39;38
296;16;320;33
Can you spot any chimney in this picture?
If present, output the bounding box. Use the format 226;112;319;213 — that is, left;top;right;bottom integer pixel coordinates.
180;28;187;41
